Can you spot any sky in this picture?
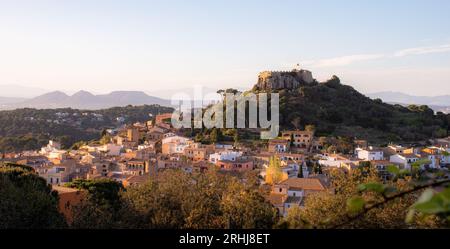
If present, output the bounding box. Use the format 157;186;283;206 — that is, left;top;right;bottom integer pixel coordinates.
0;0;450;97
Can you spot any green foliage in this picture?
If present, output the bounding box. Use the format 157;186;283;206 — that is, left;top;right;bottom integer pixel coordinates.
346;197;365;215
387;164;400;175
65;178;124;206
0;163;66;228
408;187;450;223
210;128;219;143
411;159;432;169
298;163;304;178
280;167;444;229
338;168;450;228
265;156;287;185
99;134;112;145
305;124;316;132
68;169;278;229
358;182;386;194
221;180;278;229
70;141;87;150
0;162;35;172
273;78;449;143
66;178;125;229
312;161;323;174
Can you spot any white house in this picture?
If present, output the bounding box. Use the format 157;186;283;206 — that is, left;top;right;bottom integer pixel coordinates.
101;144;122;156
282;160;309;178
318;154;356;168
40;140;62;155
162;135;192;155
389;153;419;170
85;143;123;156
418;151;440;169
209;151;242;164
355;147;384;161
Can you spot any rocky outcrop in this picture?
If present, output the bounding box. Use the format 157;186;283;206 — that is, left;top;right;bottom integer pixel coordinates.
256;69;314;90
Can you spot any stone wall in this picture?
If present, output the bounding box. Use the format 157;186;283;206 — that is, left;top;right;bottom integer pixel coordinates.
257;69;314;90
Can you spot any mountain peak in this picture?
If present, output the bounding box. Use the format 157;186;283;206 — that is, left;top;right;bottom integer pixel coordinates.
109;90;148;96
1;90;171;110
44;90;68;96
72;90;94;97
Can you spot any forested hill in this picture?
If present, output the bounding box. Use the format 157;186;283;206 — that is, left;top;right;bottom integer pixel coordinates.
0;105;173;152
256;75;449;143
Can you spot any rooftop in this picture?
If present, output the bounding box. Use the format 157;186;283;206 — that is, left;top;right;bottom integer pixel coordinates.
278;178;326;191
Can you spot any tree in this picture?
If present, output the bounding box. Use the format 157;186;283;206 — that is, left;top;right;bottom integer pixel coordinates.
0;163;66;229
280;166;443;229
66;178;124;206
66;178;124;229
312;162;323;174
305;124;316;132
210;128;219;143
118;169;278;229
221;179;278;229
265;157;288;185
100;134;112;145
195;132;204;143
290;117;301;130
298;163;304;178
233;129;239;146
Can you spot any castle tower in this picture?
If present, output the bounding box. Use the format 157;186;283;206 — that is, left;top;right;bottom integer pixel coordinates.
256;66;314;90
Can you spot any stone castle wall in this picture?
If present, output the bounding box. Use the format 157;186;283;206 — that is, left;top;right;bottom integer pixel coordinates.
257;69;314;90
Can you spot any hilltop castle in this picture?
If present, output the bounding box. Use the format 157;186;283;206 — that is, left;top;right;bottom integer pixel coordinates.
256;67;314;90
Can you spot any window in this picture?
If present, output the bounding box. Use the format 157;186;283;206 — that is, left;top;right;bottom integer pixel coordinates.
279;188;282;192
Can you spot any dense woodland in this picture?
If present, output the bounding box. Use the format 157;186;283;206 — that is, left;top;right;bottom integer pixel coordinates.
0;105;173;152
269;76;450;143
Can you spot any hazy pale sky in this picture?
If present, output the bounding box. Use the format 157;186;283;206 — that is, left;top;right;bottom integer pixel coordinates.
0;0;450;96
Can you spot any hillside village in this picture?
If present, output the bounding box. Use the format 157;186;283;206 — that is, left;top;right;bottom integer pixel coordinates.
2;0;450;241
1;68;450;224
2;105;450;220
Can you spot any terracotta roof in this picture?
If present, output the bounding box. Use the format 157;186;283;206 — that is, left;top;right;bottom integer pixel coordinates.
125;174;151;185
398;153;418;158
279;178;326;191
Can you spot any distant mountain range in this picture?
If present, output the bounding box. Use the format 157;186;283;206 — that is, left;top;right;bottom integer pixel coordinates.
367;91;450;113
0;85;249;110
0;90;171;110
367;91;450;106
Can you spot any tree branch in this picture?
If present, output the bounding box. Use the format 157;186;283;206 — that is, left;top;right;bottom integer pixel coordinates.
329;178;450;229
